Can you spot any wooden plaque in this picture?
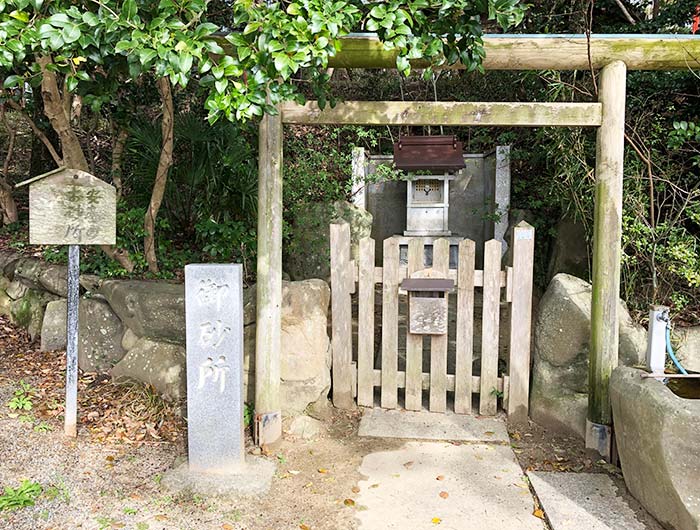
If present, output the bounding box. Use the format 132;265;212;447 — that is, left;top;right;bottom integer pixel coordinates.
29;169;116;245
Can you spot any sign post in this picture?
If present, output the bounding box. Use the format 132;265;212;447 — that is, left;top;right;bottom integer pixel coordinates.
17;167;116;437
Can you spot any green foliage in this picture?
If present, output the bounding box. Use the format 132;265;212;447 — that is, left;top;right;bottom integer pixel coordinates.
244;402;254;427
0;480;42;511
7;379;35;411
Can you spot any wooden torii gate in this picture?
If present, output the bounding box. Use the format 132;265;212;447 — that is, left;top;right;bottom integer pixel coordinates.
254;33;700;457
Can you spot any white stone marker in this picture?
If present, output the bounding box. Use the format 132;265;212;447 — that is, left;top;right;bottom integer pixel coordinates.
185;264;244;473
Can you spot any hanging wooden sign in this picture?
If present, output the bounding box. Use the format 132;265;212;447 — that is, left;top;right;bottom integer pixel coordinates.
26;168;116;246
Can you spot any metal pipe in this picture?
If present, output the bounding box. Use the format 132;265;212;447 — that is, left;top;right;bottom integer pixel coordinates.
64;244;79;437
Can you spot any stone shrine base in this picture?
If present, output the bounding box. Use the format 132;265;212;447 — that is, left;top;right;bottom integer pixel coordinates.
161;457;276;497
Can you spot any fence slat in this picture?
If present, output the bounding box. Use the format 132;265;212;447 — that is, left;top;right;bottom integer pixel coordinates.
507;222;535;423
330;223;354;409
357;237;376;407
429;238;450;413
381;237;400;409
455;239;476;414
405;238;424;411
480;239;502;415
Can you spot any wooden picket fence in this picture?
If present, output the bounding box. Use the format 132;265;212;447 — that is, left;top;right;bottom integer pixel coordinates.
330;221;535;420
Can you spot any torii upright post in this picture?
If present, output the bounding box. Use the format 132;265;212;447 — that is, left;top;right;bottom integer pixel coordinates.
588;60;627;459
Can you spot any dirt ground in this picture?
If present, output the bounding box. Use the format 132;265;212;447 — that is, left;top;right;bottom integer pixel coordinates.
0;314;660;530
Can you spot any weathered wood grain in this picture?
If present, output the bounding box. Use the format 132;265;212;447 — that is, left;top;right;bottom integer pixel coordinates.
281;101;603;127
381;237;400;409
455;239;476;415
330;223;354;409
357;237;375;407
429;238;450;413
404;238;424;411
480;240;502;416
507;223;535;423
29;169;116;246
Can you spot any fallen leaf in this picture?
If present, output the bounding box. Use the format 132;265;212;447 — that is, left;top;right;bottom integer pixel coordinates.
299;525;310;530
431;517;442;525
436;475;445;481
318;468;328;474
533;508;545;519
351;486;360;494
370;483;380;489
344;499;355;507
222;524;234;530
106;455;115;462
484;431;495;436
439;491;449;499
289;470;301;475
403;461;414;469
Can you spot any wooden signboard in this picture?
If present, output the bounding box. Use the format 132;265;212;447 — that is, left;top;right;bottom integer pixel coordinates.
28;168;116;246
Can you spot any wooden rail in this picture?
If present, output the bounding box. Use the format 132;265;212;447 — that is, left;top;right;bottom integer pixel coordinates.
281;101;603;127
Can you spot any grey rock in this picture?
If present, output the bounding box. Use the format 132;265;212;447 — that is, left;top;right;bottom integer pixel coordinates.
111;338;186;400
0;250;20;275
38;264;68;296
10;288;58;340
546;217;590;282
13;258;44;289
41;300;67;352
79;274;101;293
121;328;140;351
98;280;185;343
6;280;28;300
0;276;11;317
288;415;324;440
611;366;700;530
286;200;372;281
243;280;332;415
676;326;700;373
78;298;126;372
530;273;646;438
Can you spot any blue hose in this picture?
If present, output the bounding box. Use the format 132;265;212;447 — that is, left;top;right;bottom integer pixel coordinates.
666;326;688;375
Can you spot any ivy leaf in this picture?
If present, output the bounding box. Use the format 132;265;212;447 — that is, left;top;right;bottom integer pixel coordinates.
62;25;81;44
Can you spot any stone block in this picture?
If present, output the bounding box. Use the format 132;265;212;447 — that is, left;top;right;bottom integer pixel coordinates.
111;338;186;400
78;298;126;372
98;280;185;343
185;264;245;473
41;300;67;352
611;366;700;530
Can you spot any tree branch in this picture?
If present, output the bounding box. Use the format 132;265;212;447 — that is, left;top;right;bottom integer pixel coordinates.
144;77;175;274
614;0;636;25
6;99;62;166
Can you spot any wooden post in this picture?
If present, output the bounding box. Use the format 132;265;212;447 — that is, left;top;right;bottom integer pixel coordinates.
507;222;535;424
330;223;354;409
404;238;424;411
480;240;502;416
454;239;475;414
356;237;375;407
380;237;400;409
351;147;367;210
255;107;283;446
588;60;627;458
64;244;79;437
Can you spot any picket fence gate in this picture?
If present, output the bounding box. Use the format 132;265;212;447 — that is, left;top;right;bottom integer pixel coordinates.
330;221;535;421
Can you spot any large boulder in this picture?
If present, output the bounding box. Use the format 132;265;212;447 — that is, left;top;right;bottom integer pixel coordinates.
111;338;186;401
78;299;126;372
12;258;44;289
286;200;372;281
611;366;700;530
98;280;185;344
676;326;700;373
243;280;331;415
530;273;646;438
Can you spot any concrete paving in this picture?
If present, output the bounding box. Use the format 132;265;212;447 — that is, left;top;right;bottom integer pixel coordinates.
358;408;510;442
355;441;545;530
528;472;648;530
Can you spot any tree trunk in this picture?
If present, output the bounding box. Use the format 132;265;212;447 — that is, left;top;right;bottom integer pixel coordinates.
38;55;135;272
144;77;175;274
111;127;128;200
0;105;19;224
